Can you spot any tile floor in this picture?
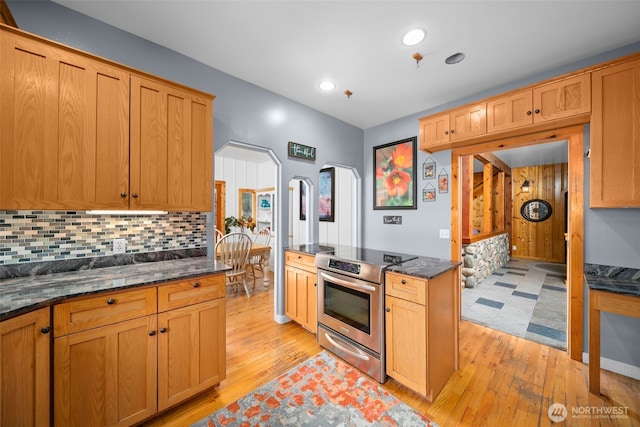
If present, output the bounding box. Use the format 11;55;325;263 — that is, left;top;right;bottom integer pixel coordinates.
461;258;567;350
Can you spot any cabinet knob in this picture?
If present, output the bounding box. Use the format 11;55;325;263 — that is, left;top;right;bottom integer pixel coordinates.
107;298;116;305
149;330;156;336
120;192;127;198
401;279;406;284
131;193;139;199
534;109;540;114
193;282;200;288
526;110;532;115
41;326;51;334
385;307;390;312
160;327;167;333
444;130;449;135
450;129;455;134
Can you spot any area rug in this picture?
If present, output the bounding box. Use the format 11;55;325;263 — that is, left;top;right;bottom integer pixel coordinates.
192;350;438;426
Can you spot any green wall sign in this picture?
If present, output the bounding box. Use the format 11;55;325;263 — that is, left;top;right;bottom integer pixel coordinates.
288;141;316;161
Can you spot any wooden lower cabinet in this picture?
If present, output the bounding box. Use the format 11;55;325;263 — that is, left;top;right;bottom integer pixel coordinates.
157;298;226;410
385;269;459;401
0;307;51;427
54;315;158;427
52;273;226;426
284;251;317;333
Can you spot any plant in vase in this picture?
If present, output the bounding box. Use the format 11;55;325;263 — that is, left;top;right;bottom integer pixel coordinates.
224;216;256;234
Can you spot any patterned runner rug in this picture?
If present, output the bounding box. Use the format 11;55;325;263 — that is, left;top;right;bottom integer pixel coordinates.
192;350;438;426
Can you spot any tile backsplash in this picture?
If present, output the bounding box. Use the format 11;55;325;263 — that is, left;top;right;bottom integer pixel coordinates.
0;211;206;265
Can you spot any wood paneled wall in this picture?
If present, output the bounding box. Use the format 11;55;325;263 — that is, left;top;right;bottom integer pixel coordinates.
512;164;568;262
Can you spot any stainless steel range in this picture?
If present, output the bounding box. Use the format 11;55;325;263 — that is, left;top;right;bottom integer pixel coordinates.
315;246;417;383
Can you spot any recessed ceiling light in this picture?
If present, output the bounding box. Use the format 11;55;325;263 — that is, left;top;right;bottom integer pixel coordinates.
402;28;426;46
318;80;336;91
445;52;465;64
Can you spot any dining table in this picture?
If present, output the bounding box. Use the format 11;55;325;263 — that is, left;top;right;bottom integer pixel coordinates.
216;241;271;283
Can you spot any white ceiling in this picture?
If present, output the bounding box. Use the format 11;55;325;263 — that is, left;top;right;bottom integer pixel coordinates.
51;1;640;130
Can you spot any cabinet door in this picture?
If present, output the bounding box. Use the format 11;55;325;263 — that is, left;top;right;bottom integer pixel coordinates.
285;265;317;332
157;298;226;411
0;308;50;427
533;74;590;123
385;295;426;396
590;60;640;207
419;113;450;151
486;90;533;133
449;103;486;141
130;75;213;211
54;316;157;427
0;30;130;210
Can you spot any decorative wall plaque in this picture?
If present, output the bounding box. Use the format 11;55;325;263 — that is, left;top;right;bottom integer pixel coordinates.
520;199;552;222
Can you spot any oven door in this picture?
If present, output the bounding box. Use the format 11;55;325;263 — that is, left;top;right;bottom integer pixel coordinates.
316;269;382;354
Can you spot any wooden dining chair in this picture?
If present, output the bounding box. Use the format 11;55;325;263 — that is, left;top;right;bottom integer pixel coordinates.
214;227;224;243
248;227;271;287
215;232;252;297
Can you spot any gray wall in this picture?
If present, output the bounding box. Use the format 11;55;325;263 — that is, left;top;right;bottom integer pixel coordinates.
8;1;640;372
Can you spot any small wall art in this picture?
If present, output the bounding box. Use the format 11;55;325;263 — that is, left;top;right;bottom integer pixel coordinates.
423;182;436;202
373;137;417;210
319;167;335;221
423;156;436;180
438;169;449;193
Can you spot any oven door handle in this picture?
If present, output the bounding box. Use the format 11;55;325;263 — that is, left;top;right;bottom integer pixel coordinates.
324;332;370;361
319;271;377;292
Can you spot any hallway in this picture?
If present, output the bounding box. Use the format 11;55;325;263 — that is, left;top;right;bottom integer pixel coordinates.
461;258;567;350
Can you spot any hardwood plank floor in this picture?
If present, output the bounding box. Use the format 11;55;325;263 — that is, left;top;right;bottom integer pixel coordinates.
142;279;640;426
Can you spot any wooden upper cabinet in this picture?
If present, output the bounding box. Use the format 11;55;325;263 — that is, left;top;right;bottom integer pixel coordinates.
419;113;450;151
0;25;213;212
533;74;590;122
0;29;130;210
130;75;213;212
590;59;640;207
449;103;486;141
419;104;486;152
487;89;533;133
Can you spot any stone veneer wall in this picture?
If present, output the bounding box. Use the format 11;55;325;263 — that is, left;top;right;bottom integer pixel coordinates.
0;211;206;265
462;233;510;288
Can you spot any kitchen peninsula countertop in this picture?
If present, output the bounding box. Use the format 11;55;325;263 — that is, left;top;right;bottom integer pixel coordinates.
584;263;640;297
0;257;229;321
386;256;461;280
285;243;461;280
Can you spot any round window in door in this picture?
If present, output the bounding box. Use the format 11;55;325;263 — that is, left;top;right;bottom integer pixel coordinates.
520;199;552;222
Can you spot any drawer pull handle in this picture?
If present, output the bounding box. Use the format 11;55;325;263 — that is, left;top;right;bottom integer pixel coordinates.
41;326;50;334
160;327;167;333
193;282;200;288
148;330;156;336
107;298;116;305
401;279;406;284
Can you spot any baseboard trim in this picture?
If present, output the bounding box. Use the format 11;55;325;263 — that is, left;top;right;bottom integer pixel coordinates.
583;352;640;380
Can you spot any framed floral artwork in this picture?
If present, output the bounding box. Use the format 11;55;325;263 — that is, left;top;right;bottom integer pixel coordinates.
319;167;335;221
373;137;417;210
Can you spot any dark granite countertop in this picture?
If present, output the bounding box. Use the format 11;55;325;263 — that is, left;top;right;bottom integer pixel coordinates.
584;263;640;297
0;257;229;321
386;256;462;280
284;243;336;255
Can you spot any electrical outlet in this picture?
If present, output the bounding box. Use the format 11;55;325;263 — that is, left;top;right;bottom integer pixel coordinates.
439;229;450;239
512;245;517;251
113;238;126;254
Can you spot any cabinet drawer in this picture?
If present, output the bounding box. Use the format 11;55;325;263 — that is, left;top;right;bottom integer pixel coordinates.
385;272;426;305
285;251;316;272
157;274;225;312
54;288;157;336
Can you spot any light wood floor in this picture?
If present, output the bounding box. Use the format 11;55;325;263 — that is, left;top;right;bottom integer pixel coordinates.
143;279;640;427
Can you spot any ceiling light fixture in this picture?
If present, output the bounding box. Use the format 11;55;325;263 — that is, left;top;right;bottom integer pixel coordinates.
412;52;423;68
402;28;426;46
445;52;465;64
318;81;335;91
344;90;353;99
